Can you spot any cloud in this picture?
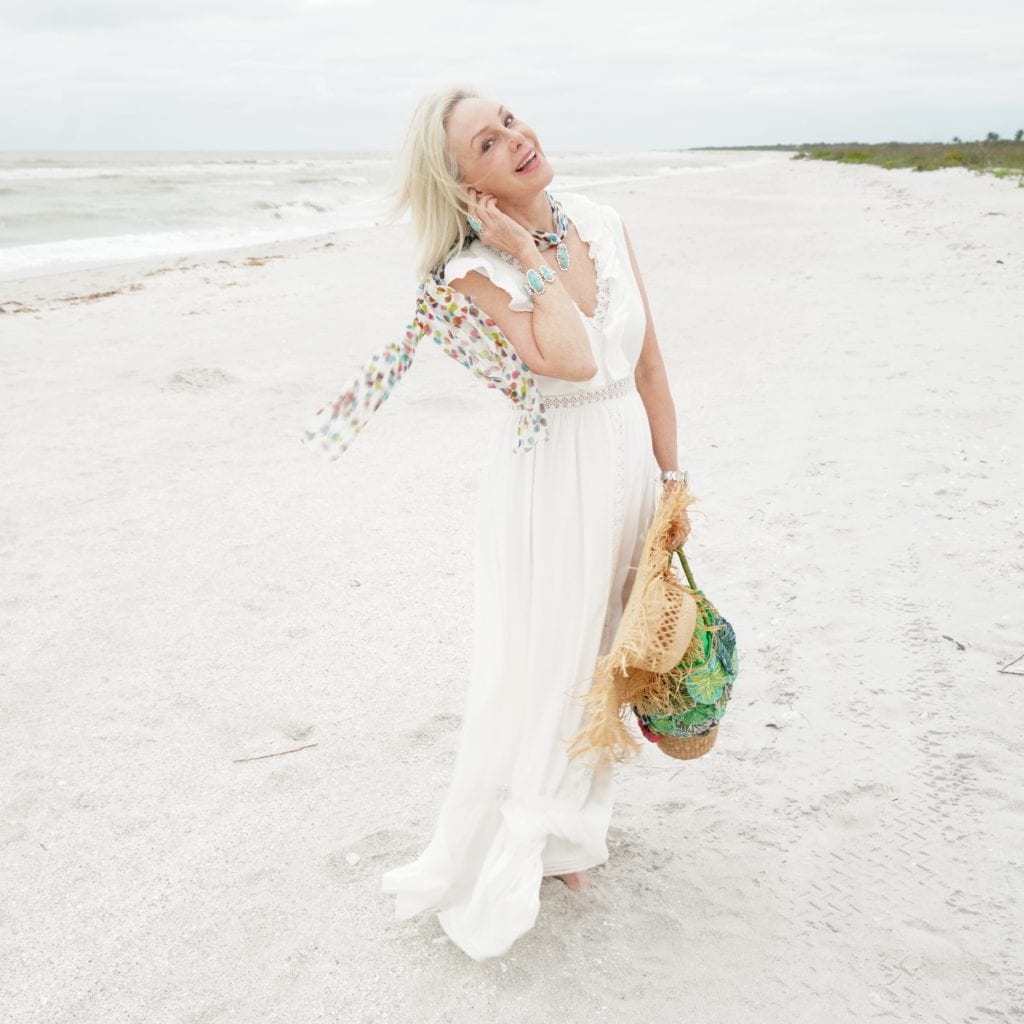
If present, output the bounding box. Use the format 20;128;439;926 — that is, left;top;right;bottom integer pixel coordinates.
0;0;372;31
1;0;1022;148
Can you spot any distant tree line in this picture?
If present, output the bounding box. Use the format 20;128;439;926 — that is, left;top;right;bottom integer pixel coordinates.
689;131;1024;180
689;129;1024;150
968;130;1024;142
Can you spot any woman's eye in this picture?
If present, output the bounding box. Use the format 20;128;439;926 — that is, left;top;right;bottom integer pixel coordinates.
481;115;515;152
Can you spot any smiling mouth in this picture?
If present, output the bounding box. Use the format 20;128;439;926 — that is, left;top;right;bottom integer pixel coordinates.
515;151;540;172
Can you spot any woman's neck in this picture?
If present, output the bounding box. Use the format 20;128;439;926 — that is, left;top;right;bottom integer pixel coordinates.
497;190;553;234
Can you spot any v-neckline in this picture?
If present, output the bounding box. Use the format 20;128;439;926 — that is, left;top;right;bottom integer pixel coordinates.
562;218;608;324
484;210;609;327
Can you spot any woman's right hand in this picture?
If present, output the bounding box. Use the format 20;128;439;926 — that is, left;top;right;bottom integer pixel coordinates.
465;188;535;262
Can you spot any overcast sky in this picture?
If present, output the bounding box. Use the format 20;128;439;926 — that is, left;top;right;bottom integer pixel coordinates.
1;0;1021;151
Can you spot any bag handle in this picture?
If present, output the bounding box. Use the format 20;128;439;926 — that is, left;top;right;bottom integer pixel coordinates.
669;545;698;591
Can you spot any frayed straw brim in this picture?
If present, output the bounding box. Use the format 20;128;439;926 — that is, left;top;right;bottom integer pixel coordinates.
567;482;701;768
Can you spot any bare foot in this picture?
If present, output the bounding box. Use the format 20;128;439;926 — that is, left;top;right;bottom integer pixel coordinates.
554;870;592;892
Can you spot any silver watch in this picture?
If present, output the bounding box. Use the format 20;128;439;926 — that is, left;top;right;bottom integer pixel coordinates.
660;469;688;485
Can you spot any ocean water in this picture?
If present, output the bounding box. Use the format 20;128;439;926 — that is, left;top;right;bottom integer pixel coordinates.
0;148;770;281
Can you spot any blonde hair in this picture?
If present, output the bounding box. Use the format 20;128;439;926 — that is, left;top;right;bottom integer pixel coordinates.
391;85;479;277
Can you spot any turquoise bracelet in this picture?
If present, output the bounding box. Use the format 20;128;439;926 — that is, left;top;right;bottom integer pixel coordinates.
522;263;556;298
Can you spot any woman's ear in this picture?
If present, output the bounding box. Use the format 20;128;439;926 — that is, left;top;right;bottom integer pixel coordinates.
451;184;470;219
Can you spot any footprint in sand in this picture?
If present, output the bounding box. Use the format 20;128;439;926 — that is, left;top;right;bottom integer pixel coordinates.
407;712;461;745
605;825;675;872
327;826;420;883
164;367;241;391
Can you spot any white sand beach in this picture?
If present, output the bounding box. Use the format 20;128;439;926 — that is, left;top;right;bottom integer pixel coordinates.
1;152;1022;1022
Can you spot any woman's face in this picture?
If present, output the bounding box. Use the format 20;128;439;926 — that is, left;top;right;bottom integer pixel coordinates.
445;96;554;201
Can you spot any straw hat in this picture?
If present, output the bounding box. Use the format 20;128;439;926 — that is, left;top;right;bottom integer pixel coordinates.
567;482;700;766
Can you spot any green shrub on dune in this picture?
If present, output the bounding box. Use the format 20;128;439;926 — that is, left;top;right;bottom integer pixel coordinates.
788;137;1024;180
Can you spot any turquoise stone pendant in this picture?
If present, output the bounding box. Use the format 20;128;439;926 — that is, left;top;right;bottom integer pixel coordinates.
528;193;571;273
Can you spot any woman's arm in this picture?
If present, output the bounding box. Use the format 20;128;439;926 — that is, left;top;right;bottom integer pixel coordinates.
446;267;597;382
623;222;690;548
448;190;596;382
622;223;681;477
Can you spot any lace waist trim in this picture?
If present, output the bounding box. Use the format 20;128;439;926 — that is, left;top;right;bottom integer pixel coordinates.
542;374;636;409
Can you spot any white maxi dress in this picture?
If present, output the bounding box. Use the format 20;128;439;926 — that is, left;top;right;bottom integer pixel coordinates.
380;191;661;960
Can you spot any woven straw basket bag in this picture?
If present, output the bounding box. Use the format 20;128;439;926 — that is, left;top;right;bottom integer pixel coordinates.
568;482;739;766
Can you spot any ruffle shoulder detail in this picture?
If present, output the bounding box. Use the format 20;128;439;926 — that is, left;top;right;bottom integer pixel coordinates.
443;241;534;314
555;191;626;285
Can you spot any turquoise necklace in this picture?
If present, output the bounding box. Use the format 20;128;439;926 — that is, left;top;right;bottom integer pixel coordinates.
530;191;571;270
468;190;572;272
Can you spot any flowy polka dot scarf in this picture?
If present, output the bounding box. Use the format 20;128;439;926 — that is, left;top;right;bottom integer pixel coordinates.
300;266;551;460
300;190;586;461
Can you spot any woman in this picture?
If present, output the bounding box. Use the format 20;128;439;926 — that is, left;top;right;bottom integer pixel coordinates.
371;87;688;959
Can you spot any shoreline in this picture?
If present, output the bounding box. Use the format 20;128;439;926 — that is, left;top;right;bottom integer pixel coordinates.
0;148;786;287
3;146;1020;298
